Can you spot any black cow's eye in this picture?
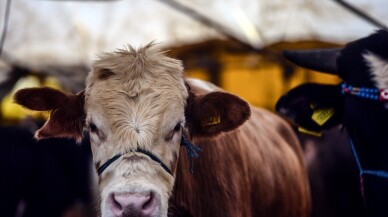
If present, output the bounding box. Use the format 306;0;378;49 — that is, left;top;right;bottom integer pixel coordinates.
89;123;98;133
166;123;182;141
173;123;182;132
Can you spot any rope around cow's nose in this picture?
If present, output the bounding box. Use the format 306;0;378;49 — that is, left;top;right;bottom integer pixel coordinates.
97;134;202;176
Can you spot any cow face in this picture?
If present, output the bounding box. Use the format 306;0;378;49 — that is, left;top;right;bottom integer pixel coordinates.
276;29;388;171
14;44;251;217
84;45;189;217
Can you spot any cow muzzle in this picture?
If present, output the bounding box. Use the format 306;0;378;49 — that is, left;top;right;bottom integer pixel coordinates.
100;162;168;217
107;191;159;217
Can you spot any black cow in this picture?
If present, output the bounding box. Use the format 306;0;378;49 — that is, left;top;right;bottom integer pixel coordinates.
276;29;388;216
0;124;93;217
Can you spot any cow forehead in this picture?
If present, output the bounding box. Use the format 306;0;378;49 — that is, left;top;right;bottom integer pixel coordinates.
88;87;186;124
85;43;187;108
338;30;388;86
88;44;184;90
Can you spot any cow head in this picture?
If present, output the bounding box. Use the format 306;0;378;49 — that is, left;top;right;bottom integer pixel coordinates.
276;29;388;170
13;43;250;217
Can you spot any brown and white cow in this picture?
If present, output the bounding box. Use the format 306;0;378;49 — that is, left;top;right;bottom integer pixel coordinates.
14;43;310;217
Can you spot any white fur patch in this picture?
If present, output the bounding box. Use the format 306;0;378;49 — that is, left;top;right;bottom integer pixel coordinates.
186;78;218;92
364;52;388;89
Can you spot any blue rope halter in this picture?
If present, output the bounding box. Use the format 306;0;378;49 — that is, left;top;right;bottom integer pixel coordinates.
341;82;388;101
97;134;202;176
181;135;203;174
349;138;388;179
348;138;388;199
341;82;388;197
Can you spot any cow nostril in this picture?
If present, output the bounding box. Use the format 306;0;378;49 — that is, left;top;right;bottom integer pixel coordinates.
109;194;123;216
142;192;155;210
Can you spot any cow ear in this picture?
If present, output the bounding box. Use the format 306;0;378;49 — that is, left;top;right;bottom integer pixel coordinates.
185;91;251;137
275;83;344;133
14;87;85;142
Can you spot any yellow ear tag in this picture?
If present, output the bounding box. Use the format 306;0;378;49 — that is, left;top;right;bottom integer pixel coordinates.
311;108;335;126
202;115;221;126
298;127;322;137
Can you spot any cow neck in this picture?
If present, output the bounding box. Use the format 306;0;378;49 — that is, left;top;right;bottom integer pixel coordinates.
348;137;388;179
347;133;388;200
341;82;388;102
97;134;202;176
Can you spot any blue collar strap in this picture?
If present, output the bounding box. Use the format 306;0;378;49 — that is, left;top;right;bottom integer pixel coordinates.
97;134;202;176
341;82;388;101
348;138;388;199
349;138;388;179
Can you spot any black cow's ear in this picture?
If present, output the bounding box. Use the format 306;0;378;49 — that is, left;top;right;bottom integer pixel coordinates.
185;91;251;137
14;87;86;142
275;83;344;133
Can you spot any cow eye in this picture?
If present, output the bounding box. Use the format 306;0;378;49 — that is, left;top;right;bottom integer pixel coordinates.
173;123;182;132
166;123;182;141
89;122;98;133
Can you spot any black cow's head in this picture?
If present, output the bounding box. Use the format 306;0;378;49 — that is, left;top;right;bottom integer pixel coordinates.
276;29;388;171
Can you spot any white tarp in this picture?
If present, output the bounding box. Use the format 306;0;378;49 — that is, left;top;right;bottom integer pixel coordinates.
1;0;387;66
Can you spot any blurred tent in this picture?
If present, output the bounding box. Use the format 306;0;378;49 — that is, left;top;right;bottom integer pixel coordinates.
0;0;387;121
1;0;387;65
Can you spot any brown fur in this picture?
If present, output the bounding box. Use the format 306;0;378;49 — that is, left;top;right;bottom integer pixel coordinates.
173;81;310;217
96;68;115;80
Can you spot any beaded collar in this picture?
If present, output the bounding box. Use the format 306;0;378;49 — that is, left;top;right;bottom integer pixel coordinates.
341;83;388;102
